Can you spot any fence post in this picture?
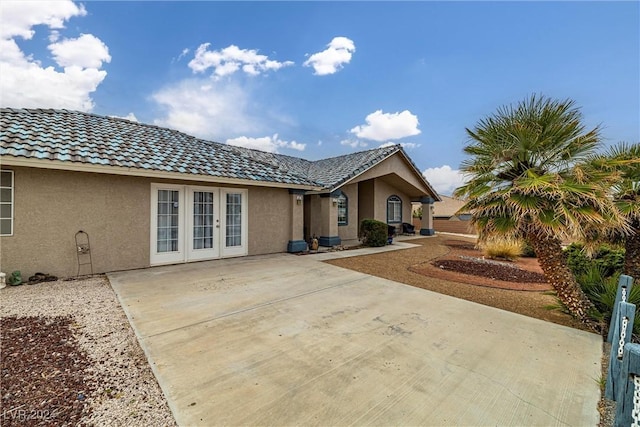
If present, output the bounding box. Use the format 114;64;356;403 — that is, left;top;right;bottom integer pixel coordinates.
606;301;636;401
614;343;640;426
608;275;635;343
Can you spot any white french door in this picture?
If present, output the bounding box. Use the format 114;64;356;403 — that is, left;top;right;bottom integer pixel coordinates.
150;184;247;265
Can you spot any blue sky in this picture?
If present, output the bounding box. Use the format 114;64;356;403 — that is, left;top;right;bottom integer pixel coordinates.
1;1;638;195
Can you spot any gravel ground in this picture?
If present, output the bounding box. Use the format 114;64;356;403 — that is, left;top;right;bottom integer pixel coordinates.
0;276;176;426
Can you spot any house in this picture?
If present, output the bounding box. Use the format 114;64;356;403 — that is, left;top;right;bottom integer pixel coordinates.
0;108;440;278
433;195;474;235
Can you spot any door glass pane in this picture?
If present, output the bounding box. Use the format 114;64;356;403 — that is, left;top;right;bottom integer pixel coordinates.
0;189;11;203
0;219;11;235
226;193;242;247
193;191;214;250
0;204;10;219
0;171;12;188
157;190;179;253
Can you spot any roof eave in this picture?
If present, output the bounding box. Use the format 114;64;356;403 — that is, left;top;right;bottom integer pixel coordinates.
0;156;321;191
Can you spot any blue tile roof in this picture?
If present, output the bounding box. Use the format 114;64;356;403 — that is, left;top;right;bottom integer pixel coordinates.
0;108;427;192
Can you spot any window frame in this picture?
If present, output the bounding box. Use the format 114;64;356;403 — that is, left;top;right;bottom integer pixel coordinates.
336;192;348;226
0;170;14;237
386;195;402;224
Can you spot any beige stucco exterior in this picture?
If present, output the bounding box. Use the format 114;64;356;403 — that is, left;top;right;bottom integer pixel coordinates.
309;151;436;245
346;152;431;198
1;167;150;279
0;148;438;276
337;183;359;241
0;167;292;279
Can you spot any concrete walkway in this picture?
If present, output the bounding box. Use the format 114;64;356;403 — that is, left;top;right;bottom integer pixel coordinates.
108;248;602;426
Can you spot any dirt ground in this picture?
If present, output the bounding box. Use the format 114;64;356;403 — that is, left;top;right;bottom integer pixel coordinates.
325;234;586;331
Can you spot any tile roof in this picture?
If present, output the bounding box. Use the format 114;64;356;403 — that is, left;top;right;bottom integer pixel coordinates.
0;108;422;192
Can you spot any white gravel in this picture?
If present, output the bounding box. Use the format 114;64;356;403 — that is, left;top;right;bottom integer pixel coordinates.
0;276;176;426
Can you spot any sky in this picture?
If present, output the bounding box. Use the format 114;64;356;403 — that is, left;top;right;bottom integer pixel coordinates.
0;1;638;196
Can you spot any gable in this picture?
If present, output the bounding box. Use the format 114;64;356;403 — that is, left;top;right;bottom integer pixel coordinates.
339;152;439;199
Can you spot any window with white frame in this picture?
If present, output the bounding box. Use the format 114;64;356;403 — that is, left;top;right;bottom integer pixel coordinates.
0;170;13;236
337;193;348;225
225;193;243;247
387;195;402;224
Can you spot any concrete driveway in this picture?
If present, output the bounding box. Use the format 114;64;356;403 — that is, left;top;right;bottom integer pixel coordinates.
108;246;602;426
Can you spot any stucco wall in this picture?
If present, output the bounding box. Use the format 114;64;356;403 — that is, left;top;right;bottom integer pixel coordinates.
337;183;359;241
373;179;411;230
306;195;323;238
357;181;374;223
434;219;475;235
350;152;430;195
0;167;294;279
247;187;290;255
1;167;150;279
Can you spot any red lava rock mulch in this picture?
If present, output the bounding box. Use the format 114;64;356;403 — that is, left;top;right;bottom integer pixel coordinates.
1;316;93;426
409;239;553;292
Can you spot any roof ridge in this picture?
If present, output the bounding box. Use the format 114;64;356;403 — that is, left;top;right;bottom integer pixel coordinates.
309;144;400;164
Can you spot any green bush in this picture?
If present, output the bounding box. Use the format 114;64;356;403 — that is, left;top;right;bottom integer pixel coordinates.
593;244;625;277
565;243;625;278
565;243;591;277
359;219;388;247
521;241;536;258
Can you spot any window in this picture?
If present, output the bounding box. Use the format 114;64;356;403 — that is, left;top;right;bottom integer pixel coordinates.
225;193;242;247
0;170;14;236
156;189;180;252
387;195;402;224
337;193;348;225
193;191;214;250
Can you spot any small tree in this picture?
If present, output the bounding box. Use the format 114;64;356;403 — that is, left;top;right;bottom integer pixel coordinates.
454;95;629;326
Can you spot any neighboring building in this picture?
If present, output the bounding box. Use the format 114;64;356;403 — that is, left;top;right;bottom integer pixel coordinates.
433;195;475;235
0;108;440;278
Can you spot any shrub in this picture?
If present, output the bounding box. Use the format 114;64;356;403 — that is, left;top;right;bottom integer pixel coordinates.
577;265;640;336
521;240;536;258
565;243;591;277
359;219;388;247
593;244;625;277
481;237;524;261
565;242;625;278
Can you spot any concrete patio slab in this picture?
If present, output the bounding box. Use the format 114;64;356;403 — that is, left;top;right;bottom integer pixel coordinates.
108;252;602;426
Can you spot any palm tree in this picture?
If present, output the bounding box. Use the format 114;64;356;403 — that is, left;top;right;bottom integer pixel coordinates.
454;95;629;326
588;142;640;279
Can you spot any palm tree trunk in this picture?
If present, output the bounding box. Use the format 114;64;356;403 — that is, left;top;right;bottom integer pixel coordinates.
527;232;597;328
625;219;640;280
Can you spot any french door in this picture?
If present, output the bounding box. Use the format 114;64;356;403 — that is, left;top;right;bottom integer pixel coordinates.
150;184;247;265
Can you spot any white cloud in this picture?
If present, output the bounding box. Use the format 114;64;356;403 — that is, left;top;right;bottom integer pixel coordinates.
49;33;110;68
0;0;110;111
304;36;355;75
152;78;259;140
340;138;368;149
188;43;294;78
110;113;138;122
350;110;421;142
178;48;189;60
226;134;305;153
422;165;467;196
379;141;421;149
0;0;86;39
